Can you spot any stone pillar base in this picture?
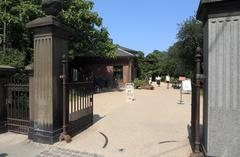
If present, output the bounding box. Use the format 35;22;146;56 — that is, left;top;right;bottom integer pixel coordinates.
28;124;62;144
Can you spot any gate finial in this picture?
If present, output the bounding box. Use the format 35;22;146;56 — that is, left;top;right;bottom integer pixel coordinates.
42;0;62;16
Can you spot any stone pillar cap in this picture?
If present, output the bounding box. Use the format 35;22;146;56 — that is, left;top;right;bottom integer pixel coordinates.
26;16;74;34
197;0;240;22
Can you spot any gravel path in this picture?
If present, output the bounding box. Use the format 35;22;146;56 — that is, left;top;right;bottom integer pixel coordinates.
59;82;193;157
0;82;193;157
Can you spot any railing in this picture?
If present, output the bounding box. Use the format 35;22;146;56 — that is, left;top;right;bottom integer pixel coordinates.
67;82;93;122
5;76;29;135
60;55;94;139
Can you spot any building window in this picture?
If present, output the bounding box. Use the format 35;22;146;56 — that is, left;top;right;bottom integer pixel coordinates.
113;65;123;80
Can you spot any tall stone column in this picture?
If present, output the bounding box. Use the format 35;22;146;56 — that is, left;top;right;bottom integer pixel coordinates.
26;16;73;144
197;0;240;156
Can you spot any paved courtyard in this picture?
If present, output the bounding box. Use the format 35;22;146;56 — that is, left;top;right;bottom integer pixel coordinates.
0;83;194;157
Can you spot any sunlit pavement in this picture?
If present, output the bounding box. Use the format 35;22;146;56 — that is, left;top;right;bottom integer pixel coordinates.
0;82;193;157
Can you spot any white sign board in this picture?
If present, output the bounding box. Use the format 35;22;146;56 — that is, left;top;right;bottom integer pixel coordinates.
125;83;134;101
182;80;192;93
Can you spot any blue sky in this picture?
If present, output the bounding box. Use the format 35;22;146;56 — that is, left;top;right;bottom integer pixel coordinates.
93;0;200;54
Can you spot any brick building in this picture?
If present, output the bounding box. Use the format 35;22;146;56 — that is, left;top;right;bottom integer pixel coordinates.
72;46;138;88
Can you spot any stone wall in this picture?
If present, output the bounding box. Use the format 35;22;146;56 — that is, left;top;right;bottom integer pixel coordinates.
77;58;135;88
203;15;240;157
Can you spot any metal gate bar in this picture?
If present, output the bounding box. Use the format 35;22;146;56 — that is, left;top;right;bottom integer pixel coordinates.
66;81;93;135
6;84;29;135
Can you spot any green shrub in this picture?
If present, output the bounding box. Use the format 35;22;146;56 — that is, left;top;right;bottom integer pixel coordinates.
0;49;25;69
133;78;154;90
171;77;178;82
133;79;147;89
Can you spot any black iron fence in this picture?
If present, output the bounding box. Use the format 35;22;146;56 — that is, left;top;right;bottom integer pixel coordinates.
67;81;93;135
5;75;29;134
60;55;94;141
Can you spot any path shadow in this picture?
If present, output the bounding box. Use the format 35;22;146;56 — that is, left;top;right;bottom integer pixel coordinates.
151;144;189;157
94;88;124;94
0;153;8;157
93;114;106;124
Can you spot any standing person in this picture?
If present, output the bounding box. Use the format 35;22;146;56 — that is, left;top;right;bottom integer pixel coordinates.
156;76;161;87
148;76;152;85
166;74;170;89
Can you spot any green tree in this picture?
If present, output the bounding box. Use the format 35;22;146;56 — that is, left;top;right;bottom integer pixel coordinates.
0;0;44;65
176;16;203;74
0;0;116;68
135;51;146;79
59;0;116;58
145;50;167;77
134;16;202;80
135;49;174;80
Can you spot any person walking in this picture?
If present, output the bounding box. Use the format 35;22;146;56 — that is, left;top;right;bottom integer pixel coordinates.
166;74;170;89
148;76;152;85
156;76;161;87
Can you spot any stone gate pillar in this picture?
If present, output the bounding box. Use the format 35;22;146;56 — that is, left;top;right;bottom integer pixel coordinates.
0;66;15;133
197;0;240;156
26;16;73;144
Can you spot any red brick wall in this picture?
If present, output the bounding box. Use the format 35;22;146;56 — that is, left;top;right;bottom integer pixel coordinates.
77;58;136;88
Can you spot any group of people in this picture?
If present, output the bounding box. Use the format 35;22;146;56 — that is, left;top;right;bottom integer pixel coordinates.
148;74;170;88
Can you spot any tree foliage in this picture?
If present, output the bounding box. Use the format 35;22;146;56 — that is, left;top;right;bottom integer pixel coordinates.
0;0;44;66
0;0;116;69
176;16;203;73
0;48;25;68
136;16;203;79
59;0;116;57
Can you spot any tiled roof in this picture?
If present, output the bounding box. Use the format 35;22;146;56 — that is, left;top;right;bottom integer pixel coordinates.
116;47;137;58
78;46;138;58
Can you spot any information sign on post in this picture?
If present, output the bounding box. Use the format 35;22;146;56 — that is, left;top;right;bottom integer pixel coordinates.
179;76;186;81
178;76;186;104
125;83;134;102
182;80;192;93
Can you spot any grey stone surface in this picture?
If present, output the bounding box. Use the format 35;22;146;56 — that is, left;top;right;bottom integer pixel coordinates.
26;16;74;35
35;147;105;157
197;0;240;23
27;16;72;143
200;6;240;157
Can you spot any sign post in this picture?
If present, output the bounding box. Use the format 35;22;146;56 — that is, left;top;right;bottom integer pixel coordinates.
178;76;186;104
125;83;134;102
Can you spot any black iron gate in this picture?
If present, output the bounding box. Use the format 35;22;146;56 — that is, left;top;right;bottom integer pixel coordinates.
60;55;94;140
5;77;29;135
67;81;93;135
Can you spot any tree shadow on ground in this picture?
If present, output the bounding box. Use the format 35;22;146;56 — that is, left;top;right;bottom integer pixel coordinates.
0;153;8;157
93;114;106;124
94;88;124;94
